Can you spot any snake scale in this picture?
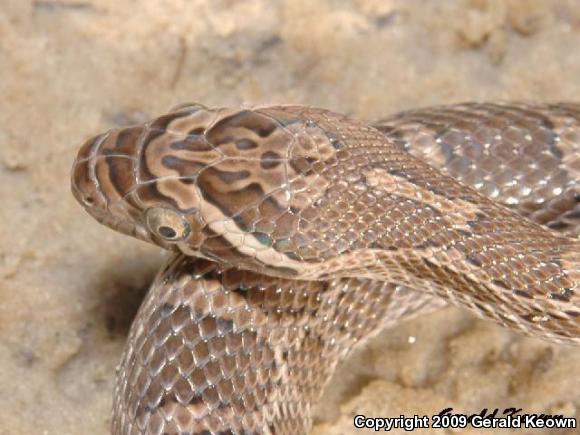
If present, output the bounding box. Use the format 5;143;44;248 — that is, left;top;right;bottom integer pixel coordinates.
71;102;580;435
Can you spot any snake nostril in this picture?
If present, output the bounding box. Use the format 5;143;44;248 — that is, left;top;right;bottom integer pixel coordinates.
83;195;95;206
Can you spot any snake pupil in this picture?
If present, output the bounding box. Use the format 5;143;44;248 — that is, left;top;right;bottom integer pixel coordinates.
158;226;177;239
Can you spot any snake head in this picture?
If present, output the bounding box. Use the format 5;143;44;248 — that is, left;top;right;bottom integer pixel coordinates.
72;103;343;275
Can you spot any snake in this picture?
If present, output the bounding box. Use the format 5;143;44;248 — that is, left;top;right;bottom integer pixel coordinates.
71;102;580;435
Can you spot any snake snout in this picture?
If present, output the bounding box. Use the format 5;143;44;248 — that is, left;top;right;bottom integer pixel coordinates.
71;134;109;214
71;131;151;242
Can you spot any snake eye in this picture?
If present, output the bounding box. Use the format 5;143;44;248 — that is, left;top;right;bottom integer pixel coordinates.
145;207;190;242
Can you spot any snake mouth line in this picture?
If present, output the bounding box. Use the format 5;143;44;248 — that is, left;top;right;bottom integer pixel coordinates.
95;211;150;242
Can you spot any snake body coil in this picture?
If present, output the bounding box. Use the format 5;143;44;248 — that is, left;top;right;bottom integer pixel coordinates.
71;102;580;434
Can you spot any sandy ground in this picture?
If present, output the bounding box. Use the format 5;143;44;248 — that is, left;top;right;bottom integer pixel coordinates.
1;0;579;434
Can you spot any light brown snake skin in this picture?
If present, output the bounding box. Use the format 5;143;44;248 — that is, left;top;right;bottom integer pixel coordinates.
71;102;580;435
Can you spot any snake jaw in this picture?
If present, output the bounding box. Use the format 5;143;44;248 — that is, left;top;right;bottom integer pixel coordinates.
100;211;151;243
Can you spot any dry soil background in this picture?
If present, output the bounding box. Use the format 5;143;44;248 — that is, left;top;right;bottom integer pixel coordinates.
1;1;580;434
